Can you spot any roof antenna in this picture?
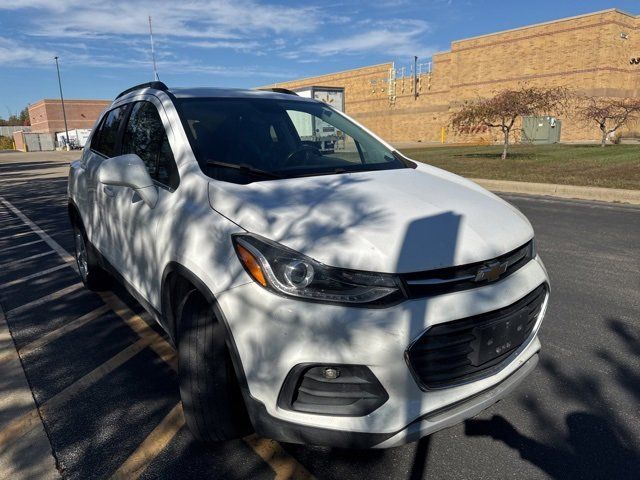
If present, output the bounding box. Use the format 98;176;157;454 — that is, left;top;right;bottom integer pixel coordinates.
148;15;160;81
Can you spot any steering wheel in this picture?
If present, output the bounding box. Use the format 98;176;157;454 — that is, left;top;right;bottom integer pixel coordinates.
283;144;321;167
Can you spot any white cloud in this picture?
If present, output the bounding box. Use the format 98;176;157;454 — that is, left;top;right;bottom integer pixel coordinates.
0;37;56;65
0;1;442;79
157;60;295;78
296;19;436;59
1;0;321;39
188;40;262;52
0;35;294;79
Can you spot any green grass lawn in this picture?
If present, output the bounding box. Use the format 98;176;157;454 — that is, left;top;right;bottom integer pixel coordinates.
399;144;640;190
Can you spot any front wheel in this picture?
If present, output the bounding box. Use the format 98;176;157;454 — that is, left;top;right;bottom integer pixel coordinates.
177;289;252;442
72;224;110;290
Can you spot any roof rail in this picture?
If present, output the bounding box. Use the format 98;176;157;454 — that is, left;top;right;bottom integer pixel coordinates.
115;81;168;99
257;87;299;96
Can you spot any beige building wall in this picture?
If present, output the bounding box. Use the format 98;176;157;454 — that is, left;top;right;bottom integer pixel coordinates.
268;9;640;144
29;99;110;134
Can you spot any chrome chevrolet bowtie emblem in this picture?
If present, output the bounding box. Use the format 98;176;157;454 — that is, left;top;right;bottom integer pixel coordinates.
475;260;508;282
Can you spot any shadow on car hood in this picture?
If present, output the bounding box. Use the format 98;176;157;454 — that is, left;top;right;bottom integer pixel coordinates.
208;164;533;273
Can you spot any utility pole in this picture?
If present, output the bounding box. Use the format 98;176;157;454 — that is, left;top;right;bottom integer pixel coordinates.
149;16;159;81
54;56;70;150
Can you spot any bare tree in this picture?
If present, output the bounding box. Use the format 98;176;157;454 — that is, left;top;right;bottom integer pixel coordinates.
451;86;567;159
576;97;640;147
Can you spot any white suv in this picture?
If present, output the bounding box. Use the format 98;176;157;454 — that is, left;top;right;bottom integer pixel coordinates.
68;82;549;448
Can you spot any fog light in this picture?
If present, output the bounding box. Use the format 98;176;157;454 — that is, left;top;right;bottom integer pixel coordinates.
323;367;340;380
278;364;389;416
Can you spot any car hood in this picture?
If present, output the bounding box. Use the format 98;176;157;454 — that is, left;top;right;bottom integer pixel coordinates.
207;163;534;273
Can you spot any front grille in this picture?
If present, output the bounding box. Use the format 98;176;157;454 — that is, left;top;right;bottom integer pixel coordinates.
406;284;547;389
400;240;534;299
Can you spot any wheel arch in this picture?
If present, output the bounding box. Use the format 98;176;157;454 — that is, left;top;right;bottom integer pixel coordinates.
160;262;252;396
68;199;82;227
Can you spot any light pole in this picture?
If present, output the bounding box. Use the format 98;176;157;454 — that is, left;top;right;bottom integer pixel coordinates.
414;56;418;100
54;56;70;150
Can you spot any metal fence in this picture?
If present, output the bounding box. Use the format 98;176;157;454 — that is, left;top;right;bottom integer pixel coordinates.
0;126;31;137
12;131;55;151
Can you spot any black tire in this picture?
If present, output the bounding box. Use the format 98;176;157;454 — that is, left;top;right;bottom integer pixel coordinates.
72;222;110;290
177;289;252;442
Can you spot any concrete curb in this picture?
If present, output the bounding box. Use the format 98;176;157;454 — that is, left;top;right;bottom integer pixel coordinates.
0;304;60;479
471;178;640;205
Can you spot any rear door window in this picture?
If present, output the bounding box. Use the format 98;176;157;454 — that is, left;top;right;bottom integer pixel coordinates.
92;106;127;157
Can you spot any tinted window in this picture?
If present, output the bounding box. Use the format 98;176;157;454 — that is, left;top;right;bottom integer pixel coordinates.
177;98;409;184
122;101;178;189
92;106;127;157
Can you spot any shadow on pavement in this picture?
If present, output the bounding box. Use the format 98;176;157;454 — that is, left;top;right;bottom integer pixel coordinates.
465;316;640;479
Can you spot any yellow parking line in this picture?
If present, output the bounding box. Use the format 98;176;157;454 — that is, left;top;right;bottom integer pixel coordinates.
244;434;315;480
98;291;178;371
0;348;19;364
0;337;152;447
19;304;111;357
109;403;185;480
0;264;68;291
0;194;315;480
42;336;153;414
0;408;43;446
6;282;83;316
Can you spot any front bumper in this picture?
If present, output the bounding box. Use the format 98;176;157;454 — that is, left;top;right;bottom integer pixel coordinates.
216;256;549;447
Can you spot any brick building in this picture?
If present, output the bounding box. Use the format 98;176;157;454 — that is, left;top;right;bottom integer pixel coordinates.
268;9;640;144
28;99;110;134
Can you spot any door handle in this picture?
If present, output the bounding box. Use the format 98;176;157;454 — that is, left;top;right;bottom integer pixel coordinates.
103;185;116;197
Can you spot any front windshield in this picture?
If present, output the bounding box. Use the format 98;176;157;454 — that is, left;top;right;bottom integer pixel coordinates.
176;97;411;183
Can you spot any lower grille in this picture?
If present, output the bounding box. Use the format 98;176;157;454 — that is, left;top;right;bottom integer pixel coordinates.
406;284;547;389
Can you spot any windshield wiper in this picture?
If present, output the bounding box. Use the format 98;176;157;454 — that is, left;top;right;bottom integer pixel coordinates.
205;160;282;180
288;168;350;179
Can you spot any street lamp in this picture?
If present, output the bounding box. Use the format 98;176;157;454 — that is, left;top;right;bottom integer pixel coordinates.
54;56;70;150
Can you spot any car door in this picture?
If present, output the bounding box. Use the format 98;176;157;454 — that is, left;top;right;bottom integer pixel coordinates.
88;104;130;263
115;98;180;307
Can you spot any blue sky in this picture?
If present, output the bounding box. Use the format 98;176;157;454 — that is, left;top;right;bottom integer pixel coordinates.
0;1;637;115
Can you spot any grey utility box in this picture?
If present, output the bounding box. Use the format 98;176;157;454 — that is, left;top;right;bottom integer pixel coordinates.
521;116;562;144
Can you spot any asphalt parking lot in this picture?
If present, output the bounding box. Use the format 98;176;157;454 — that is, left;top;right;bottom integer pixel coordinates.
0;150;638;480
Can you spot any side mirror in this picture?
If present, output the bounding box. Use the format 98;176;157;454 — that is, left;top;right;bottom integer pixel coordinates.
98;154;158;208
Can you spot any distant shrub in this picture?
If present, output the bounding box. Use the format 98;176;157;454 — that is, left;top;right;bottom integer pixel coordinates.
0;135;14;150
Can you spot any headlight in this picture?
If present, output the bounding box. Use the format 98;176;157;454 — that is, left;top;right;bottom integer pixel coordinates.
233;234;403;306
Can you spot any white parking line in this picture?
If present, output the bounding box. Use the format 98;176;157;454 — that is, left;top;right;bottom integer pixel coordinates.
0;238;45;253
0;195;76;268
0;223;30;233
0;218;20;227
0;231;38;242
6;283;83;316
0;264;69;291
0;251;56;271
